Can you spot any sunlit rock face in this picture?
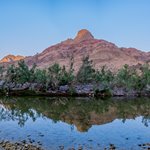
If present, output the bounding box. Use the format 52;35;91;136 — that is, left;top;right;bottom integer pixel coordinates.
74;29;94;43
0;55;24;63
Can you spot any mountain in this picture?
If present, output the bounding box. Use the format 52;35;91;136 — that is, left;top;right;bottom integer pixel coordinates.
24;29;150;71
0;55;25;63
1;29;150;71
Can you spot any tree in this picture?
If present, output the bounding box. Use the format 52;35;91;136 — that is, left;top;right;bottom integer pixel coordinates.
0;65;4;79
15;60;32;83
6;60;36;83
76;56;95;83
116;64;141;90
59;65;74;85
48;63;62;88
141;64;150;85
34;69;47;85
6;64;17;82
95;66;114;86
48;63;75;88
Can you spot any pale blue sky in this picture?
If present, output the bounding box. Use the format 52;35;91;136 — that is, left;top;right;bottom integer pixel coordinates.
0;0;150;58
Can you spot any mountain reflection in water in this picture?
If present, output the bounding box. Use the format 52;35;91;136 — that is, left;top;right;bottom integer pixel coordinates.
0;97;150;131
0;97;150;149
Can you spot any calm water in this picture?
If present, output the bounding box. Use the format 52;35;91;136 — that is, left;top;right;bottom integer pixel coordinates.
0;97;150;150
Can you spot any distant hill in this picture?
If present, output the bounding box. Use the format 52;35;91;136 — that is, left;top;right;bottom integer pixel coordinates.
0;55;25;63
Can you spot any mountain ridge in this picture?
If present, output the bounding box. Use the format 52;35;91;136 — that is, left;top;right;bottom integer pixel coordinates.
0;29;150;71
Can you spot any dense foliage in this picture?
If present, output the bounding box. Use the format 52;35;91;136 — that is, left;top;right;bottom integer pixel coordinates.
76;56;95;83
0;57;150;92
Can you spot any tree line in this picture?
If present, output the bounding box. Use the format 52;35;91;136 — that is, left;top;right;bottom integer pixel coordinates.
0;56;150;92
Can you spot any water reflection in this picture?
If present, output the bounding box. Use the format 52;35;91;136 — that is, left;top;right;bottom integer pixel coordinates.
0;97;150;131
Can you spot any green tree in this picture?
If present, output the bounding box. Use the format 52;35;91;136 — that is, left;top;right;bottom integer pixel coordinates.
34;69;47;85
141;64;150;85
95;66;114;86
6;60;36;83
0;65;4;79
15;60;32;83
6;64;17;82
76;56;95;83
48;63;74;88
48;63;62;88
59;65;74;85
116;64;141;90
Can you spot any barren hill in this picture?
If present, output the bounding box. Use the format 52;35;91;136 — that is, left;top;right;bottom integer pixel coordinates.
1;29;150;71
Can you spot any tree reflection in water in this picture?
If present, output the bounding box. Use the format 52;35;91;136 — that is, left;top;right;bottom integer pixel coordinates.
0;97;150;131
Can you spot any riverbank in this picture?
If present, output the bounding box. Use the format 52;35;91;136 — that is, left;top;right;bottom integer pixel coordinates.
0;140;43;150
0;80;150;97
0;60;150;98
1;140;150;150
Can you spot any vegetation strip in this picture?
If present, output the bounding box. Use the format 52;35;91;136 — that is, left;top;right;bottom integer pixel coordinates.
0;56;150;97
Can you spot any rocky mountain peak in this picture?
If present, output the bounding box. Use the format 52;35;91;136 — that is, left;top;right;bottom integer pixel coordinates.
74;29;94;43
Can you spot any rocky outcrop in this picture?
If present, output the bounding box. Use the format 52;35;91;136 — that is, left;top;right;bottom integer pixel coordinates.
74;29;94;43
0;80;149;97
0;55;24;63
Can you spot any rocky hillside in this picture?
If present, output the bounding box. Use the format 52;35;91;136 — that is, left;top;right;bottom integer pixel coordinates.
24;29;150;71
0;55;24;63
1;29;150;71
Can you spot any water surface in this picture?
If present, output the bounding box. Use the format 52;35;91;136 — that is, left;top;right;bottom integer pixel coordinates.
0;97;150;149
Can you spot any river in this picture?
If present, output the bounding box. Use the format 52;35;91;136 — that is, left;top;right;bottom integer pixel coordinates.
0;97;150;149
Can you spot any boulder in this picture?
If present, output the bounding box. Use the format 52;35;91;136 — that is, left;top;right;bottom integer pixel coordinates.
59;85;69;92
112;87;126;96
0;80;5;88
75;84;94;94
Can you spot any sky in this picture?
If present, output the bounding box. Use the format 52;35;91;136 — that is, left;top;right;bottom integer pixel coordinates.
0;0;150;59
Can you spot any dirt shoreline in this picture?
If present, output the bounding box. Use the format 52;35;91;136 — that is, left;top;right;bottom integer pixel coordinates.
0;140;43;150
